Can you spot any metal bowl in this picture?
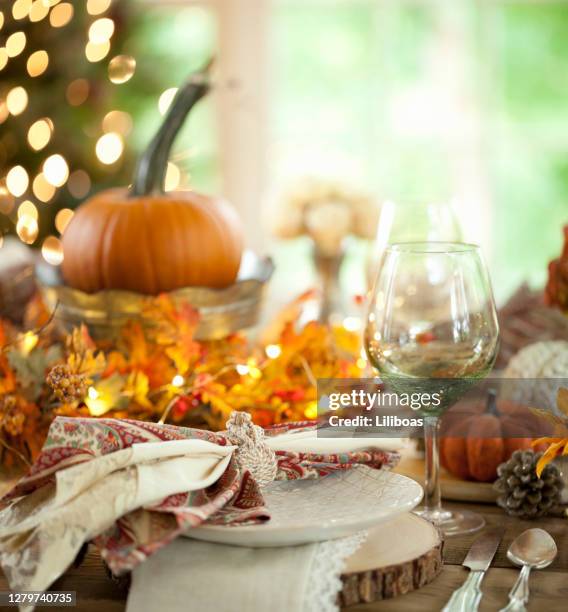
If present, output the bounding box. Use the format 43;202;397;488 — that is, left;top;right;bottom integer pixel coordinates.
37;250;274;341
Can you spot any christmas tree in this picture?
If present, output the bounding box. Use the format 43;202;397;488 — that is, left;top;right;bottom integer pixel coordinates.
0;0;139;261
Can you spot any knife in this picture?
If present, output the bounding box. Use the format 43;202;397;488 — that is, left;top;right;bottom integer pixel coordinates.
441;527;503;612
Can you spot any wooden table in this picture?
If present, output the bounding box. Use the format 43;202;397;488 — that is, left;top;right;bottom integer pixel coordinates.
1;500;566;611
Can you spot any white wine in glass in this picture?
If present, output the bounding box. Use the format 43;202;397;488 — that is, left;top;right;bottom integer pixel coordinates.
365;242;499;536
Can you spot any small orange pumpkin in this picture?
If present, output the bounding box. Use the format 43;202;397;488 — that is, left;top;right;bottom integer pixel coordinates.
62;67;243;295
440;390;549;482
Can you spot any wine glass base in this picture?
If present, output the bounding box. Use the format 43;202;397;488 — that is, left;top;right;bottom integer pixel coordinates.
414;508;485;537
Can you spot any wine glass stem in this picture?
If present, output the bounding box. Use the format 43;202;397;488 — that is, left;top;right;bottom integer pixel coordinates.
423;416;442;518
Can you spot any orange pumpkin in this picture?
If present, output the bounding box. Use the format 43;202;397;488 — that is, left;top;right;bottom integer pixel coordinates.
62;66;243;295
440;391;550;482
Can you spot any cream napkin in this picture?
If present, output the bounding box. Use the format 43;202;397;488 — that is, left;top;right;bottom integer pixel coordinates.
127;531;366;612
0;439;234;597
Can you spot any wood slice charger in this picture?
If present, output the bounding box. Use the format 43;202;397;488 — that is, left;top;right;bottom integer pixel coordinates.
339;513;443;606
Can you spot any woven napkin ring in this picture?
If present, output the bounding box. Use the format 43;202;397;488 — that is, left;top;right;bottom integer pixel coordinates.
226;411;278;487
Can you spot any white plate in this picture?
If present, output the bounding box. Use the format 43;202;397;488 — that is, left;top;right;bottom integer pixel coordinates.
184;466;423;547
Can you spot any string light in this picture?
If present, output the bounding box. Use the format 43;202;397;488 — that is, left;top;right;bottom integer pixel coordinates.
158;88;178;115
0;49;7;71
32;173;56;202
164;162;181;191
19;331;38;356
102;110;132;136
85;385;111;416
67;170;90;198
41;235;64;265
17;200;38;220
88;17;114;43
27;50;49;77
304;401;318;419
95;132;123;164
12;0;31;20
49;2;73;27
108;54;136;84
342;317;361;332
29;0;49;22
6;166;29;197
66;79;89;105
265;344;282;359
171;375;184;388
43;154;69;187
16;214;38;244
6;32;26;58
87;0;112;16
85;40;110;63
55;208;74;233
6;86;28;115
27;118;52;150
236;364;249;376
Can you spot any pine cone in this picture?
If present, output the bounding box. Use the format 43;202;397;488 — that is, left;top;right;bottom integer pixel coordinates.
494;449;564;519
47;364;88;403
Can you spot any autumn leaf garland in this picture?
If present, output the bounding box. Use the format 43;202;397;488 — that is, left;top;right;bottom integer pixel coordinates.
0;295;364;467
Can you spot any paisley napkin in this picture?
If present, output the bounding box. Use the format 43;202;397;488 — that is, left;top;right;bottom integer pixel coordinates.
0;415;400;606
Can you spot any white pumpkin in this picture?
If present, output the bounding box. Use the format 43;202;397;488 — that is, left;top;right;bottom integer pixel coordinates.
503;340;568;414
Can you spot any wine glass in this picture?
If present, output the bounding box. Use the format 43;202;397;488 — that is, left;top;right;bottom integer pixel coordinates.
365;242;499;536
366;200;462;288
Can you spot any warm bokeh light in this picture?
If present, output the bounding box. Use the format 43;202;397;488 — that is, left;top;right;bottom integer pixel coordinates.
0;11;3;30
158;88;178;115
16;215;38;244
32;173;56;202
42;0;62;8
41;235;64;265
6;166;29;197
85;40;110;63
55;207;74;234
95;132;123;164
0;101;8;124
87;0;111;17
89;17;114;43
0;187;15;215
66;78;89;106
43;154;69;187
6;32;26;58
164;162;181;192
17;200;38;220
29;0;49;23
6;86;28;115
27;50;49;77
27;118;52;151
0;49;7;71
67;169;91;198
12;0;31;21
49;2;73;27
102;110;132;135
108;54;136;84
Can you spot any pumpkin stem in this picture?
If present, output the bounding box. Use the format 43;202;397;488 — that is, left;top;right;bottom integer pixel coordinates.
131;60;213;196
486;388;498;415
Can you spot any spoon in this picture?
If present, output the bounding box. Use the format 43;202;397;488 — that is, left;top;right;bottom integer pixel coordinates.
499;528;557;612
